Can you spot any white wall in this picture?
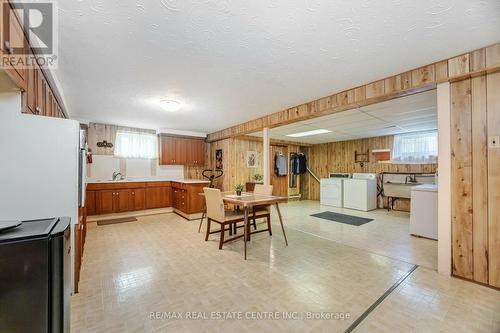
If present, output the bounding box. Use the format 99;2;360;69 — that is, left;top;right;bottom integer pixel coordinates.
87;155;184;180
437;82;452;276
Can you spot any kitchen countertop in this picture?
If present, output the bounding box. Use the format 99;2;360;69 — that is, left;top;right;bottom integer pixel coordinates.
87;177;210;184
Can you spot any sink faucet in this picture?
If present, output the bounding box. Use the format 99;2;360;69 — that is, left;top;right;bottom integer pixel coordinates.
405;174;416;184
112;172;124;181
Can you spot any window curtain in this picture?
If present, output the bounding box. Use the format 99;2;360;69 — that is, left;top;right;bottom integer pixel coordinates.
392;130;438;164
114;131;157;159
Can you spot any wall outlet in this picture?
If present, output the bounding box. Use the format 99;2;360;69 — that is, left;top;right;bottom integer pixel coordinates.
489;136;500;149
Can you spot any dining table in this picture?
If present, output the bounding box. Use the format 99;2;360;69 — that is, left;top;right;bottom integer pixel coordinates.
199;192;288;260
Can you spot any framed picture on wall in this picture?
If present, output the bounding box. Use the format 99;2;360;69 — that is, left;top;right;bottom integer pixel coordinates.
246;151;258;168
215;149;223;170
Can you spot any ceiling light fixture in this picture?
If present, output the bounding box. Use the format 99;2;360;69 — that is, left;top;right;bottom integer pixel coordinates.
160;99;181;112
286;129;332;137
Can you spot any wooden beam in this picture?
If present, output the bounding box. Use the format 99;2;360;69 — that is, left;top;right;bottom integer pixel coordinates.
450;79;473;280
237;135;312;147
471;75;488;284
207;42;500;143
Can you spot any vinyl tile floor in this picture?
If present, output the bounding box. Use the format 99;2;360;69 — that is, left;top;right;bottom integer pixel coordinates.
71;201;500;332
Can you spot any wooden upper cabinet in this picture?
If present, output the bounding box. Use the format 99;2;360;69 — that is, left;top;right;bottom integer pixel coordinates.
23;55;64;118
24;55;37;114
193;139;205;165
174;138;188;165
52;96;57;118
159;135;206;165
1;3;64;119
36;68;47;116
1;3;27;90
159;135;176;165
46;89;54;117
57;104;65;118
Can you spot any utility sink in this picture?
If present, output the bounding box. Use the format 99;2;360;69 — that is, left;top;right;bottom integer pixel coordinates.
383;182;421;199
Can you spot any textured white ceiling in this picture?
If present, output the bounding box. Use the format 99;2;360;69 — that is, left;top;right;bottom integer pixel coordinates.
55;1;499;132
250;90;437;144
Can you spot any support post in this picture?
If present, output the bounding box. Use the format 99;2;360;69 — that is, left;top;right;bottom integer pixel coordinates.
437;82;452;276
263;127;270;186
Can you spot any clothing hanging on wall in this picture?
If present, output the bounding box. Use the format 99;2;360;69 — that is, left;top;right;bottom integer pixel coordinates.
291;153;307;175
274;152;287;176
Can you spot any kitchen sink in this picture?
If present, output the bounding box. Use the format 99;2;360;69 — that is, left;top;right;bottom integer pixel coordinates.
91;178;127;182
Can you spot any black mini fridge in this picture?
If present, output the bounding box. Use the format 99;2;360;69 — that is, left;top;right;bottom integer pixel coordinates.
0;217;71;333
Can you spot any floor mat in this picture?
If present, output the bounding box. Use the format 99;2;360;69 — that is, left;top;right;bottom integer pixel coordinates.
97;217;137;226
310;211;373;226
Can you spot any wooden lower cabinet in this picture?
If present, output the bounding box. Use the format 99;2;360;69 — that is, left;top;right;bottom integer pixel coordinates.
87;181;206;216
145;186;171;209
172;187;187;212
86;190;96;215
187;184;206;213
75;206;87;293
94;189;135;214
172;182;205;214
131;188;146;210
96;190;115;214
116;189;132;212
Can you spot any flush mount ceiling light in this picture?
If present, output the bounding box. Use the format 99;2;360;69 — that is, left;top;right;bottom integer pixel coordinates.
160;99;181;112
286;129;332;137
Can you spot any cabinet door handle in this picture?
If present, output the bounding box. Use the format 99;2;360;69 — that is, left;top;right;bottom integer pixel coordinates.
4;41;14;55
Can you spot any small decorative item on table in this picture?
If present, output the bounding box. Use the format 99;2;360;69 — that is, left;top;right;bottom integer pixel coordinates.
234;183;244;196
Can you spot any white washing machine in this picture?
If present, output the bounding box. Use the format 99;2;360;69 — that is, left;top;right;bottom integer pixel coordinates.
343;173;377;211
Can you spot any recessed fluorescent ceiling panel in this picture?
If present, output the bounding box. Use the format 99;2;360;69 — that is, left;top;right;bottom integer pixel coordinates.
286;129;332;137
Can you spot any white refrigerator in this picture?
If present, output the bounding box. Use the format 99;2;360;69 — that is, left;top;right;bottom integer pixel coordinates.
0;92;80;289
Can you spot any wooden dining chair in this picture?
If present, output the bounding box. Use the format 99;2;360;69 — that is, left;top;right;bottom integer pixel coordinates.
203;187;246;249
233;184;273;239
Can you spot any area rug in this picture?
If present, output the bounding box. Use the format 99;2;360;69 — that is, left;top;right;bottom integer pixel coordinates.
97;217;138;226
310;211;373;226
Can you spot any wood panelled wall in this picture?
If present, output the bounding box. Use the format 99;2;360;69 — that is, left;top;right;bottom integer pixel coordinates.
451;72;500;288
301;135;437;211
206;136;301;196
205;137;263;191
88;122;207;179
207;43;500;142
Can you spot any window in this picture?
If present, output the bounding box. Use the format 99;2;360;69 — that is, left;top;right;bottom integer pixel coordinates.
114;131;158;159
392;130;438;164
